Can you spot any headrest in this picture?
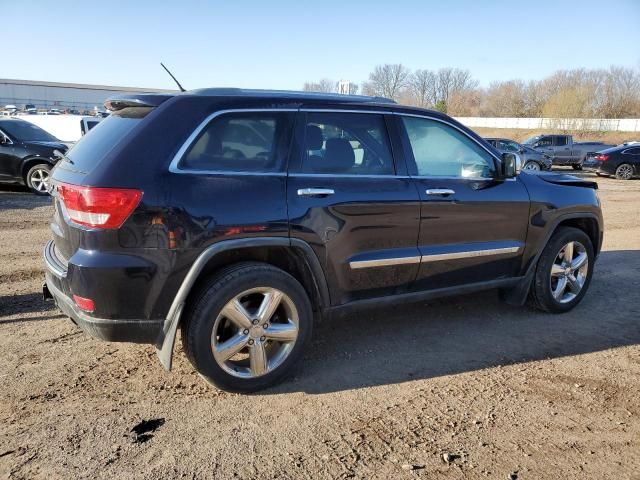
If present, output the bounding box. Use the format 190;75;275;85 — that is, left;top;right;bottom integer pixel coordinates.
319;137;354;173
306;125;323;150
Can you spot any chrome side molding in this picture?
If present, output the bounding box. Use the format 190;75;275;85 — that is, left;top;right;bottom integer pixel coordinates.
349;246;520;269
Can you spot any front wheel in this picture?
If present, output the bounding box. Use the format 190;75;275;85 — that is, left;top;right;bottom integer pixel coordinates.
529;227;594;313
523;161;541;172
615;163;633;180
26;164;51;195
181;262;313;393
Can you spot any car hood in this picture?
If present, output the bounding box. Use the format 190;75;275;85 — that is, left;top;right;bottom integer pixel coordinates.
525;171;598;189
23;140;68;151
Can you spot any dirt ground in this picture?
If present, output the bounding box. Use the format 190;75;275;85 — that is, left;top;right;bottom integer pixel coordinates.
1;172;639;480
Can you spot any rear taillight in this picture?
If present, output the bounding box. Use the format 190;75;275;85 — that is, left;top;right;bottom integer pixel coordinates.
58;183;143;229
594;154;609;161
72;294;95;312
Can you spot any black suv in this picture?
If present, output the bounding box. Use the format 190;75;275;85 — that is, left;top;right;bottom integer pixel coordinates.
0;118;68;194
43;89;603;392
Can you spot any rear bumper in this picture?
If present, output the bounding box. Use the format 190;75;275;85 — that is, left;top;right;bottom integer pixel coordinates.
43;240;163;344
45;272;163;343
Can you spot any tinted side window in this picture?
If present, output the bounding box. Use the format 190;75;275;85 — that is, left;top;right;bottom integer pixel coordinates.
402;117;496;178
181;112;289;172
623;147;640;155
554;136;568;146
536;136;553;147
300;112;394;175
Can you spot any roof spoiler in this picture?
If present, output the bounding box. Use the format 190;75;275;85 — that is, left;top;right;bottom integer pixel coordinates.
104;94;173;111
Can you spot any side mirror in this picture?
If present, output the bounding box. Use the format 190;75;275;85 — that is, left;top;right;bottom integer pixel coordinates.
0;135;10;145
501;152;522;178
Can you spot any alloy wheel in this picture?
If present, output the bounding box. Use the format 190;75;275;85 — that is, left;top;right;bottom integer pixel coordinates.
549;241;589;304
29;168;50;193
616;164;633;180
523;161;541;171
211;287;299;378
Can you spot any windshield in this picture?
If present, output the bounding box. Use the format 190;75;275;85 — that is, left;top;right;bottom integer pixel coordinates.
0;120;59;142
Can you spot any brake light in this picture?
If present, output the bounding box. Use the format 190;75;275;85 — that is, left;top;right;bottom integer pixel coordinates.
72;294;95;312
58;183;143;229
594;154;609;161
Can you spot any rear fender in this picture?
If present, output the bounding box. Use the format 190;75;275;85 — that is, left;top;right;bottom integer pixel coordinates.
155;237;329;370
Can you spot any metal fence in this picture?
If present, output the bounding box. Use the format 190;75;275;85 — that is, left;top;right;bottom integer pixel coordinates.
454;117;640;132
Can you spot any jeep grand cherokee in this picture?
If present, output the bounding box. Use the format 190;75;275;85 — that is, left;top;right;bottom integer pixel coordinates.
43;89;603;392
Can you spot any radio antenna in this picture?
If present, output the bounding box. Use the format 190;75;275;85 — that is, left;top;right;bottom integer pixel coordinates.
160;62;186;92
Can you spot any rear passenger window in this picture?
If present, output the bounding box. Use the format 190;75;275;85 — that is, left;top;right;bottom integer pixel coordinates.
300;112;395;175
180;112;289;172
623;147;640;155
554;136;568;146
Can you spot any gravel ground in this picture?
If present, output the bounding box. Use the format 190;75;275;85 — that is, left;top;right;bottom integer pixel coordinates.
1;173;639;480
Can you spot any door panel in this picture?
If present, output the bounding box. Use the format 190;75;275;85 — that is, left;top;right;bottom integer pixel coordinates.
412;178;529;290
288;176;420;304
287;111;420;305
395;114;530;291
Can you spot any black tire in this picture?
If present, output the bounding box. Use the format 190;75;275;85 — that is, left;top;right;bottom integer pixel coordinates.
615;163;634;180
181;262;313;393
572;164;583;171
25;163;51;195
529;226;594;313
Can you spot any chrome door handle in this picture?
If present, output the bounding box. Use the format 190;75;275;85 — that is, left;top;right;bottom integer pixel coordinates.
425;189;455;196
297;188;335;197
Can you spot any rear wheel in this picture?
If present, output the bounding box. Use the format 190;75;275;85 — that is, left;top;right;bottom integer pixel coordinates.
181;262;313;393
523;161;541;172
26;164;51;195
529;227;594;313
572;164;583;171
615;163;633;180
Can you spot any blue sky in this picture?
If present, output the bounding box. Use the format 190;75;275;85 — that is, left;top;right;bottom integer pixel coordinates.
5;0;640;90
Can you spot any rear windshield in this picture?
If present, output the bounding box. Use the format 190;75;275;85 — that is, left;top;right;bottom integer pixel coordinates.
63;107;153;173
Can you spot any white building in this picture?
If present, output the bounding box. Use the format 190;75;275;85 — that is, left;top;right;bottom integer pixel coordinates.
0;78;174;113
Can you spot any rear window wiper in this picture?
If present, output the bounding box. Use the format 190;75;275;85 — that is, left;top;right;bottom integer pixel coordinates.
53;149;74;165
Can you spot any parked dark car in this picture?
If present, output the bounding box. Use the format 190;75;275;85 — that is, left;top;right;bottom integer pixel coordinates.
583;143;640;180
523;134;614;169
484;137;552;171
43;89;603;392
0;118;68;194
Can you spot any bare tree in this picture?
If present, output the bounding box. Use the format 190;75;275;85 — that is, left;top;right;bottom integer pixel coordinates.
408;69;437;107
433;68;478;113
362;64;411;100
302;79;336;93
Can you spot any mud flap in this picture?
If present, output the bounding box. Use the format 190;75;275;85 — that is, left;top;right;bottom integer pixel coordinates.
500;271;534;306
155;303;184;371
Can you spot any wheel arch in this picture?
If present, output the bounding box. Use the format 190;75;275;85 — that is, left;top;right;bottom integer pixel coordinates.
503;212;601;306
154;237;329;371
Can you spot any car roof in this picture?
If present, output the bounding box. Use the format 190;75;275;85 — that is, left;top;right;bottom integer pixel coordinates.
104;88;459;125
186;88;396;105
